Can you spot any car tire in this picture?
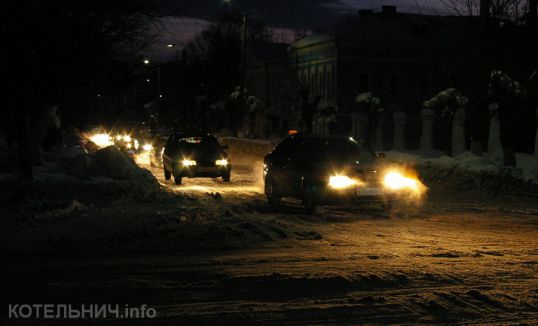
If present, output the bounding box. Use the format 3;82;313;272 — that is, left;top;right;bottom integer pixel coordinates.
302;182;318;214
222;172;231;182
384;196;398;211
265;177;281;206
164;168;171;180
174;175;182;185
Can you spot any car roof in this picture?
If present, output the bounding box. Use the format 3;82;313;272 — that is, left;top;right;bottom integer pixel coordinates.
288;134;355;141
172;133;215;138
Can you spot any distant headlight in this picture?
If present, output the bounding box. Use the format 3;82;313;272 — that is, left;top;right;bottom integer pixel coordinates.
134;139;140;150
216;159;228;166
142;143;153;151
383;172;419;191
329;175;359;189
182;159;197;166
89;133;113;148
122;135;132;142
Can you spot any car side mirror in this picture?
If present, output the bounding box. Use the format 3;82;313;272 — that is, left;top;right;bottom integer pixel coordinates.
222;144;229;150
376;152;386;159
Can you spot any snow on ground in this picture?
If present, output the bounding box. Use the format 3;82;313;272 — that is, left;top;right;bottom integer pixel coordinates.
4;139;538;323
387;150;538;181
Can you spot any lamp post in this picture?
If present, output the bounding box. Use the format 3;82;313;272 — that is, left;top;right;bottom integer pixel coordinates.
239;12;248;101
144;59;161;100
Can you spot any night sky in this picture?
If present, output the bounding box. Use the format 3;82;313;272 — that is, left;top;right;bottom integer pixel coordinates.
148;0;446;62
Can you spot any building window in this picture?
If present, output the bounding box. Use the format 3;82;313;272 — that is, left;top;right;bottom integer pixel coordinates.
325;70;333;99
388;73;399;95
318;66;325;97
359;73;369;93
420;75;430;98
310;67;316;94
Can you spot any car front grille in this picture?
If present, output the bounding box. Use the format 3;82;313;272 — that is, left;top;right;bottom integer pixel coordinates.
196;160;216;167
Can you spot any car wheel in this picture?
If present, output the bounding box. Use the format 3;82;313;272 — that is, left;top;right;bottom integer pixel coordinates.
222;172;231;182
174;175;182;185
302;183;318;214
164;168;171;180
265;177;281;206
384;196;398;211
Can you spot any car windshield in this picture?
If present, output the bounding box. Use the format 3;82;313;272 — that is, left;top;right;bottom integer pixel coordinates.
177;136;220;151
300;137;374;161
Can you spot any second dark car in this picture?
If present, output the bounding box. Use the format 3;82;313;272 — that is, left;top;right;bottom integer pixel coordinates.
264;134;423;213
162;133;231;185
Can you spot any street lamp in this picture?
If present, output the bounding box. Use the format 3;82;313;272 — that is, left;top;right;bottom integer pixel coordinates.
143;59;150;65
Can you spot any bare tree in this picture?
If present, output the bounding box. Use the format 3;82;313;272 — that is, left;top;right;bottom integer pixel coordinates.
440;0;527;22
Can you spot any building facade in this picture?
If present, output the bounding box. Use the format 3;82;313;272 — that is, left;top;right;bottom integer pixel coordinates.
288;6;479;114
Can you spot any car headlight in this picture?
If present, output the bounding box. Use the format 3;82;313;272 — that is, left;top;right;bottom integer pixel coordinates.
122;135;132;142
89;133;113;148
182;159;197;166
216;159;228;166
329;175;359;189
142;143;153;151
383;172;419;191
134;139;140;150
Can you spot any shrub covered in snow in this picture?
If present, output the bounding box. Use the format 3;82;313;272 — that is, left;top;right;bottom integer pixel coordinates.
488;70;525;100
423;88;468;116
355;92;382;113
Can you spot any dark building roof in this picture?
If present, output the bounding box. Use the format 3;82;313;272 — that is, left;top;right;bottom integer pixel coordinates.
290;7;480;56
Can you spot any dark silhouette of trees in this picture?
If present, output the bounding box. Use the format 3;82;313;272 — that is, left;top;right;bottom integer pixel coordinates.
183;11;271;101
442;0;538;165
2;0;158;180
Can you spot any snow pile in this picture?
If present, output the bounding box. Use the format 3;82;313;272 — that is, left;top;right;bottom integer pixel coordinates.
390;151;538;195
1;146;161;206
219;137;275;159
423;152;499;173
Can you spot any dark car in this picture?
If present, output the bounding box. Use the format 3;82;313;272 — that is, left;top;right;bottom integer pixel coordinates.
149;128;173;168
263;134;421;213
162;133;231;185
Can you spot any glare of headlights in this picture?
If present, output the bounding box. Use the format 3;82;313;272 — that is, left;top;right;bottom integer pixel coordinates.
383;171;419;191
134;139;140;150
122;135;132;142
216;159;228;166
329;175;358;189
89;133;113;148
182;159;197;166
115;135;122;141
142;143;153;151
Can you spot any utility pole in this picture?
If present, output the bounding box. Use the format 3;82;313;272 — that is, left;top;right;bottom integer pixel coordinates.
529;0;537;61
239;12;248;101
157;66;161;100
469;0;491;156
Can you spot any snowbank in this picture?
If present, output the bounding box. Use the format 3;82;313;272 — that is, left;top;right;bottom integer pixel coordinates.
386;151;538;195
1;146;161;205
219;137;276;160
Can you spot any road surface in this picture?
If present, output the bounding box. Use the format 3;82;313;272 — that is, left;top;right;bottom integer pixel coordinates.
5;155;538;324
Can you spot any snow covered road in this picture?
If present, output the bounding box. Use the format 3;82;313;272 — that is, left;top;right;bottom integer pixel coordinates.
5;154;538;324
